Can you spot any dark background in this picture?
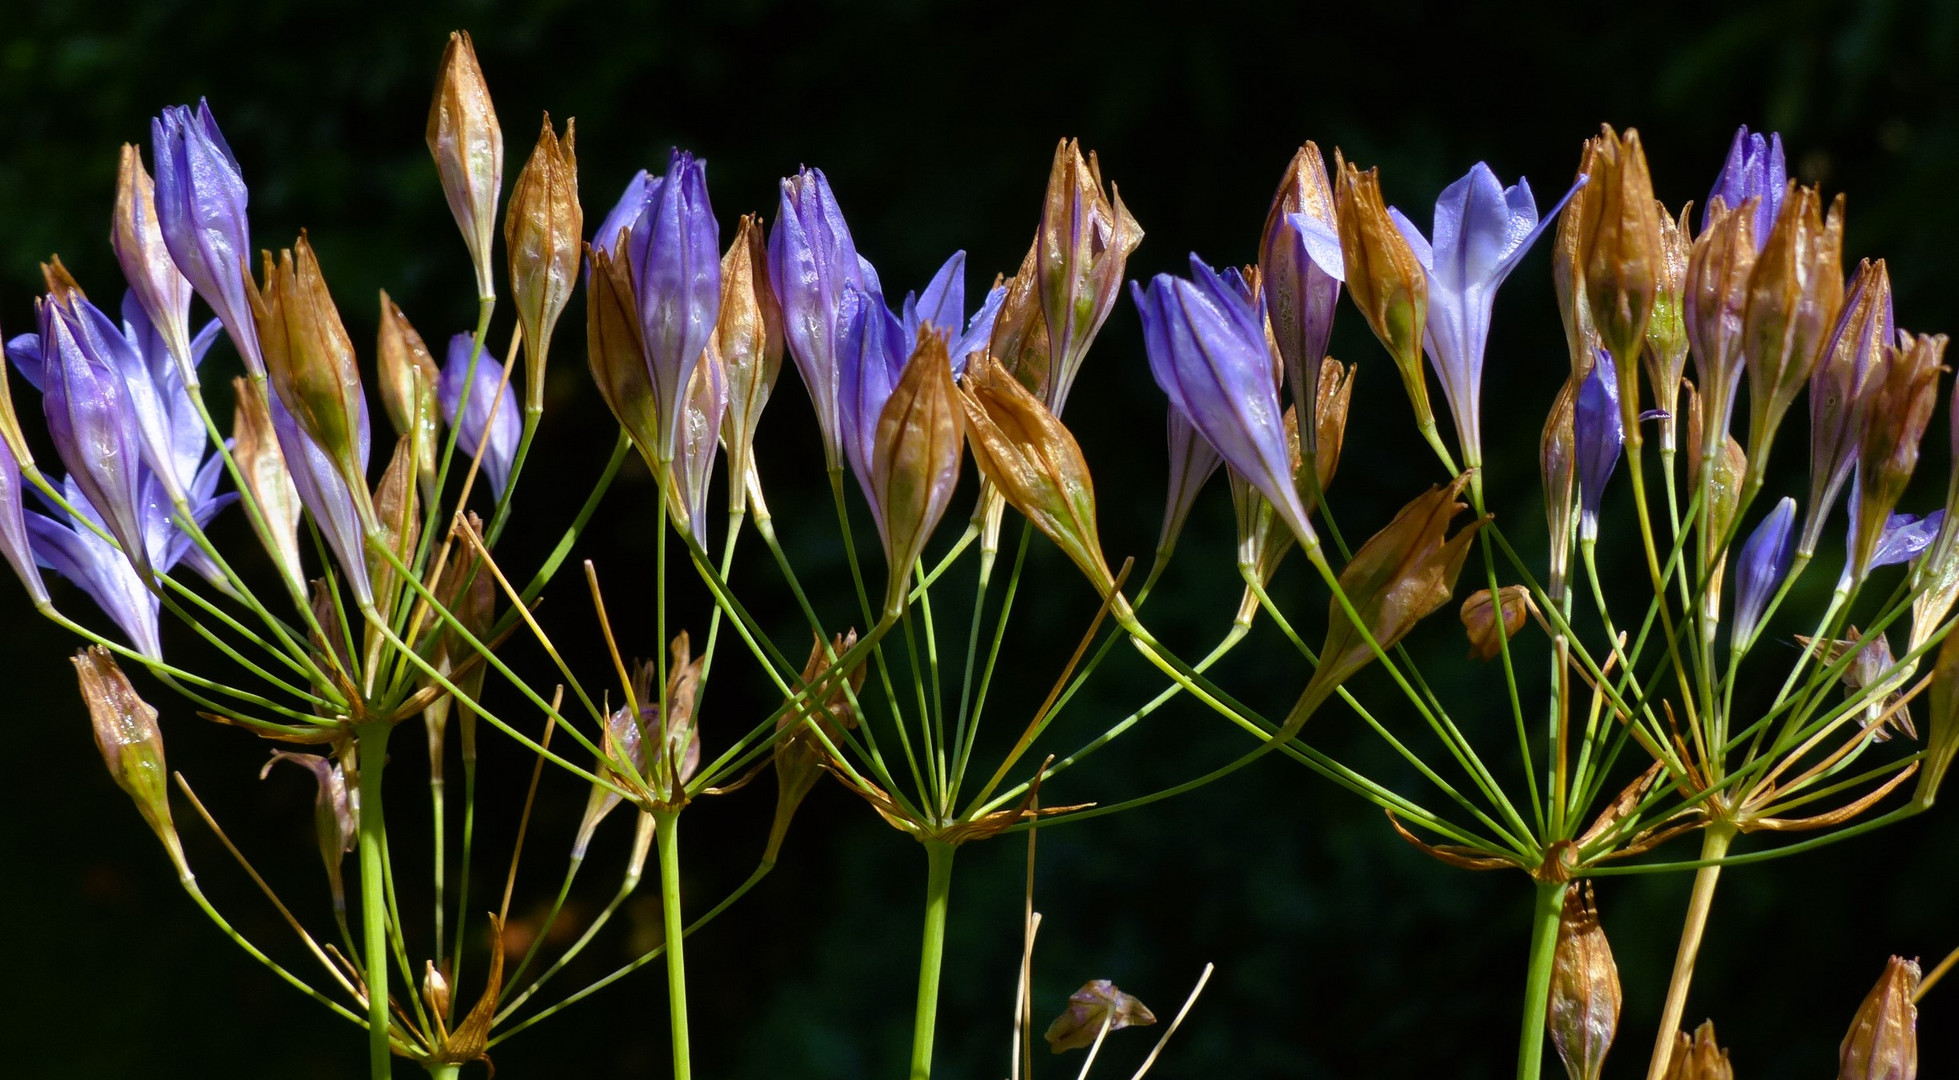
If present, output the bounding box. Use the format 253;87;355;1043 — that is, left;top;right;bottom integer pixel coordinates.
3;0;1956;1076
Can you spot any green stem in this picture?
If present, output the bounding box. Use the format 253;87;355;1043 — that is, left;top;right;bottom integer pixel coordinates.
654;809;691;1080
425;1065;462;1080
1516;880;1569;1080
1643;822;1735;1080
356;721;395;1080
910;839;957;1080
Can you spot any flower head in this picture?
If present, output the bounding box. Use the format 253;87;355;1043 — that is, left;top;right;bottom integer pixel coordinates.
1706;125;1787;244
628;149;721;465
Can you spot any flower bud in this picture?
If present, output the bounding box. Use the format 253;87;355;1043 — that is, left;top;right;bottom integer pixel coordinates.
631;148;721;466
1575;350;1623;542
422;960;453;1023
1852;333;1946;584
505;113;581;413
1804;260;1893;556
1742;183;1845;480
112;143;195;373
768;629;864;863
1684;198;1760;456
438;335;522;498
377;292;441;498
1644;202;1691;450
427;31;503;302
250;236;368;495
871;329;965;616
260;750;358;913
960;351;1113;596
1038;139;1143;415
73;646;186;876
713;213;783;516
1462;585;1529;661
1261;142;1343;442
1732;496;1797;651
585;242;660;462
1547;883;1621;1080
151;100;260;374
1838;956;1918;1080
1044;980;1156;1053
1578;125;1661;420
230;376;305;597
1334;153;1433;434
1661;1021;1734;1080
1543;377;1579;604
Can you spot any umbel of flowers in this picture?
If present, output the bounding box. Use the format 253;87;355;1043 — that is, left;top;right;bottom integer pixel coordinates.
7;28;1951;1080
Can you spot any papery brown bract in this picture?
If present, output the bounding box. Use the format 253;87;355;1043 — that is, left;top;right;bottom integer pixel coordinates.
427;31;503;302
1742;182;1845;479
1577;125;1661;424
1334;153;1433;433
73;646;186;876
653;632;707;804
1547;883;1621;1080
1852;333;1946;583
960;352;1113;596
712;213;783;516
505;113;581;413
1838;956;1919;1080
1038;139;1142;415
377;292;442;499
585;243;660;464
250;236;367;494
1044;979;1156;1053
231;375;306;598
872;331;966;616
1662;1021;1735;1080
1294;474;1486;728
1462;585;1529;662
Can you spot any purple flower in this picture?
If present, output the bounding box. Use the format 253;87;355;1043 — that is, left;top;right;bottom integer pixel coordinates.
268;387;371;605
898;251;1006;377
1131;255;1315;549
439;335;522;498
769;167;879;471
27;481;162;657
1157;406;1223;557
592;169;654;258
1705;125;1786;245
1733;496;1797;648
1868;509;1944;570
1574;349;1623;541
0;431;46;605
35;299;151;573
666;351;728;546
1388;163;1579;467
626;149;720;465
152;101;260;374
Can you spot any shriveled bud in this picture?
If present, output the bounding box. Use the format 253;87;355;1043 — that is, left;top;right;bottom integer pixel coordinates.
988;238;1055;401
422;961;453;1022
1044;980;1156;1053
574;660;653;859
1462;585;1529;661
504;113;581;412
1915;623;1959;808
73;646;186;876
1852;333;1946;583
1553;139;1601;377
366;438;422;629
1547;883;1621;1080
1296;474;1485;728
960;351;1113;596
1311;355;1355;494
1685;384;1748;544
1644;202;1692;451
1261;142;1343;443
1742;183;1845;480
871;330;966;617
377;292;441;498
1334;154;1433;433
231;377;304;598
427;31;503;301
112;143;194;372
768;629;865;863
584;242;659;463
1542;377;1579;604
1838;956;1918;1080
1038;139;1143;415
713;213;783;516
1804;260;1893;556
1578;125;1662;420
250;235;367;493
1230;404;1305;620
653;632;707;804
260;750;358;912
1685;198;1760;456
1662;1021;1734;1080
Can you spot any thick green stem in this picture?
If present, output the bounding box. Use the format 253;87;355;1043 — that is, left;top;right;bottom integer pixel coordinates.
1643;823;1735;1080
654;809;691;1080
1517;880;1569;1080
424;1065;461;1080
356;721;395;1080
910;840;957;1080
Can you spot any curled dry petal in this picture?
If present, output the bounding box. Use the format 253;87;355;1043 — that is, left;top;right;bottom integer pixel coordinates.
1038;138;1143;414
1915;623;1959;808
960;351;1112;596
1662;1021;1735;1080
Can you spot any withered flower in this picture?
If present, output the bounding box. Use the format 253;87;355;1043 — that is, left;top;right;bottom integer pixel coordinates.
1915;623;1959;808
1044;980;1156;1053
1577;125;1661;419
960;352;1113;596
767;630;865;863
1462;585;1529;661
1804;260;1893;556
73;646;186;876
1838;956;1919;1080
1553;137;1601;378
1334;153;1433;435
231;376;304;597
260;750;358;912
249;235;367;494
112;143;194;371
713;213;783;516
377;292;441;498
1645;202;1692;451
1547;883;1621;1080
1260;142;1342;442
1542;377;1579;604
1038;139;1143;414
1851;333;1946;584
870;330;965;617
427;31;503;301
584;242;660;462
1684;197;1760;459
1742;182;1845;480
504;113;581;413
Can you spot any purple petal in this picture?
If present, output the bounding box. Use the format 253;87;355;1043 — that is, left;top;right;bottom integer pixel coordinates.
440;335;523;498
1733;496;1797;646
